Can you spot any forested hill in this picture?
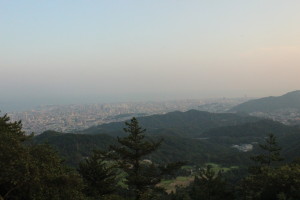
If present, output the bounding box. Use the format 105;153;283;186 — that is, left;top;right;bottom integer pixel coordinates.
32;110;300;166
202;119;300;138
229;90;300;113
32;131;249;167
79;109;259;137
201;120;300;161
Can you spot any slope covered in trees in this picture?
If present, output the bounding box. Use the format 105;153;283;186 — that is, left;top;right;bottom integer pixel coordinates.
1;112;300;200
229;90;300;113
32;110;300;167
32;131;249;167
79;110;259;137
0;114;85;199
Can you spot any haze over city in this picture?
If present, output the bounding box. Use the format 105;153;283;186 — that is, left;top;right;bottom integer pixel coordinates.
1;1;300;111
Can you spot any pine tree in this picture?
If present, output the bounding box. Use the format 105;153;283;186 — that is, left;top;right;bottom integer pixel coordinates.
251;133;283;167
239;133;284;200
189;165;233;200
78;150;119;198
110;117;169;200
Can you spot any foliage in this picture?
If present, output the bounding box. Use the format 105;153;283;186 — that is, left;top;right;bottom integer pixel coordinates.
250;133;283;167
110;117;182;200
239;134;300;200
188;165;233;200
31;131;116;166
239;163;300;200
32;110;300;167
78;150;119;198
81;110;259;137
0;114;85;200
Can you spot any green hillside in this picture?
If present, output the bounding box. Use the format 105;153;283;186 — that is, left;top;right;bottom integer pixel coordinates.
32;110;300;167
32;131;253;167
229;90;300;113
79;110;259;137
32;131;116;166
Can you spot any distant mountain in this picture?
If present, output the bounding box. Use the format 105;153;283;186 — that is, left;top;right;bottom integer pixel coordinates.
79;110;259;137
229;90;300;113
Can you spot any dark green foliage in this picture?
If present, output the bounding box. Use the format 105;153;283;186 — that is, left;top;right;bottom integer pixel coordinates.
32;114;300;167
0;114;85;200
0;114;30;199
239;163;300;200
23;144;85;200
31;131;116;166
188;165;233;200
139;187;171;200
2;109;300;200
78;150;119;198
239;134;300;200
202;119;299;138
169;165;233;200
82;110;259;137
110;117;183;200
33;130;253;166
250;133;283;167
110;117;163;199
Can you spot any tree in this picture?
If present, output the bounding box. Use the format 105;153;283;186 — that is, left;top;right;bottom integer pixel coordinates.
0;113;85;200
251;133;283;167
110;117;182;200
240;162;300;200
239;133;286;200
78;150;119;198
189;165;233;200
0;114;32;199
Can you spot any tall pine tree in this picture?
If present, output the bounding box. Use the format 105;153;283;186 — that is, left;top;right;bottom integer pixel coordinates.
110;117;182;200
239;133;284;200
251;133;283;167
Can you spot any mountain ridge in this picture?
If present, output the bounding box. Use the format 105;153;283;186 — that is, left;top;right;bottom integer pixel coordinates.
78;109;259;137
229;90;300;113
32;109;300;166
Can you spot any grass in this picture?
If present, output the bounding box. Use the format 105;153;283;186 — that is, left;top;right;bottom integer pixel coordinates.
204;163;239;172
158;163;239;193
158;176;194;193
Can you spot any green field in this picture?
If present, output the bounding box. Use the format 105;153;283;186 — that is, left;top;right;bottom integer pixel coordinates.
204;163;239;172
158;163;239;193
159;176;194;193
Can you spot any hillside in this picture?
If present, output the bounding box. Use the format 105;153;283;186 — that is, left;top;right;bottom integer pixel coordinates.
32;110;300;167
229;90;300;113
202;119;300;138
32;130;253;167
31;130;116;166
79;110;259;137
201;120;300;161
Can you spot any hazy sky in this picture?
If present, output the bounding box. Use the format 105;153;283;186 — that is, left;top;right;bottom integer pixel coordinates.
1;1;300;110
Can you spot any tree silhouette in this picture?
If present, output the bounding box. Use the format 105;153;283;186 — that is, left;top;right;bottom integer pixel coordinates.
110;117;182;200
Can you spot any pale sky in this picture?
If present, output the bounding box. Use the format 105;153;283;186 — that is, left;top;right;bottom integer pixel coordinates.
1;1;300;111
